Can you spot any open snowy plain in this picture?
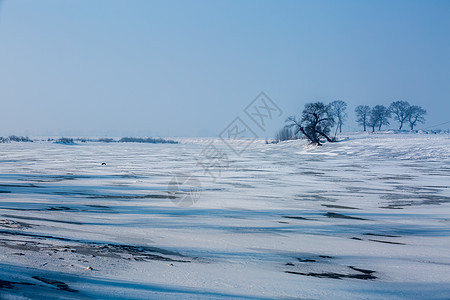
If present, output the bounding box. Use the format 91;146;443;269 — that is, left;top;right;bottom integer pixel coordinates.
1;132;450;299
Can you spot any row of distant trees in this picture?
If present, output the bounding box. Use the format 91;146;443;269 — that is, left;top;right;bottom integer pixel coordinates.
276;100;427;145
355;101;426;132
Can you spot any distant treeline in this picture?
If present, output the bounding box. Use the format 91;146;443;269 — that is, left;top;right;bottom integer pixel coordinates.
1;136;178;144
116;137;178;144
0;135;33;143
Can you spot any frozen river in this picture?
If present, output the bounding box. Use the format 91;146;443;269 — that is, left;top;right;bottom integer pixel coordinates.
1;133;450;299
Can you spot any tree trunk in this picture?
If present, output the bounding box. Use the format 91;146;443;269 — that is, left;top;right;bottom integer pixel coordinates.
316;130;334;143
299;127;321;146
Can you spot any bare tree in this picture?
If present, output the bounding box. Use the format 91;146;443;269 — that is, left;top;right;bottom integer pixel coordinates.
408;105;426;130
390;100;411;130
369;105;391;131
330;100;347;133
286;102;335;146
367;114;377;132
367;110;378;132
355;105;371;131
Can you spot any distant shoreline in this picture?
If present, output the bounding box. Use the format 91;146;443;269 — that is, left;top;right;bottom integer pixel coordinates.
0;136;179;144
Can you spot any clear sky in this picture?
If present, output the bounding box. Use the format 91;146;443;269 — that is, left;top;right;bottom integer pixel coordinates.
0;0;449;137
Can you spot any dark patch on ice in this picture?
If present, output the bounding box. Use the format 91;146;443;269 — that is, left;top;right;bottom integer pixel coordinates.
2;214;84;225
424;185;449;189
0;238;42;251
379;205;404;209
0;190;11;193
380;193;450;208
80;244;191;262
0;229;192;262
1;205;115;214
402;186;442;193
19;176;78;183
0;183;42;188
0;218;32;229
364;233;401;238
0;279;14;289
293;254;333;263
238;168;276;173
321;204;359;210
46;206;77;211
350;237;362;240
285;262;377;280
204;188;225;191
86;204;110;209
297;258;316;262
50;191;102;197
32;276;78;292
346;186;387;195
222;182;254;189
379;175;415;181
324;212;368;220
295;194;337;202
368;239;405;245
88;194;176;200
0;279;34;289
348;266;375;274
282;216;310;220
318;255;334;259
300;171;325;176
285;271;376;280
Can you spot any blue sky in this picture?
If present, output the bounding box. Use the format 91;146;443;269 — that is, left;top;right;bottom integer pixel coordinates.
0;0;449;137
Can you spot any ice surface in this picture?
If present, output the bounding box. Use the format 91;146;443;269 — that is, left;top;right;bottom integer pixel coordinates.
1;132;450;299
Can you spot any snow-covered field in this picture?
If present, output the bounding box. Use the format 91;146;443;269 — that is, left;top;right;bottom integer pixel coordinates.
1;132;450;299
